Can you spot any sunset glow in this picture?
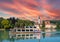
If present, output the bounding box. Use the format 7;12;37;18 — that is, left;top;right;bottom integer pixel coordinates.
0;0;60;20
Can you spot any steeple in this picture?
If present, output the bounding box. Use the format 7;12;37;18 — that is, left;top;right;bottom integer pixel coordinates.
38;16;41;24
38;16;40;19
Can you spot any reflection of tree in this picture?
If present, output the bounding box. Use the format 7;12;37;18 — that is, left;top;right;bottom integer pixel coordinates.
56;23;60;29
0;31;3;42
42;21;45;28
9;37;15;42
0;30;15;42
0;31;10;42
42;29;45;38
42;33;45;38
2;31;9;40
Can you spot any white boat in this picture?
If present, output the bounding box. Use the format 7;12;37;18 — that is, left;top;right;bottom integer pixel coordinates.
10;25;41;33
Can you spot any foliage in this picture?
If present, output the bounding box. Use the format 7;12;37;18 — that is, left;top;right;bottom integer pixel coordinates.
0;17;35;29
42;21;45;28
50;20;60;24
0;17;4;28
56;23;60;29
1;19;10;29
15;20;35;28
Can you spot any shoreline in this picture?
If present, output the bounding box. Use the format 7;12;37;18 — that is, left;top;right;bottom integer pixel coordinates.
0;29;5;31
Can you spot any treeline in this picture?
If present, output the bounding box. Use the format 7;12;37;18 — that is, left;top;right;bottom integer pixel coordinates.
50;20;60;24
0;17;35;29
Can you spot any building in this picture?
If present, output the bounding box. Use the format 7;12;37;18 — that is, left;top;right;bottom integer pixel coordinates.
44;20;57;28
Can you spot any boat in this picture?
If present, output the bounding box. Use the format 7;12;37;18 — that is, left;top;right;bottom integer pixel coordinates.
10;16;41;33
10;25;41;33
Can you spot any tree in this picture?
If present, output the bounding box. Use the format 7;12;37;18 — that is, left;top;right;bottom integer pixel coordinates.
8;17;16;26
15;20;35;28
1;19;10;29
15;20;20;28
15;20;25;28
56;23;60;29
0;17;4;28
42;21;45;29
24;20;34;26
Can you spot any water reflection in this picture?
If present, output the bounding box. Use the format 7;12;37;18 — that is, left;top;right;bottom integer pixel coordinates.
0;29;60;42
42;29;60;38
9;32;41;40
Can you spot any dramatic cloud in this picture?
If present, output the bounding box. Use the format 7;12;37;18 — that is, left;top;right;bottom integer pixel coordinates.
0;0;60;21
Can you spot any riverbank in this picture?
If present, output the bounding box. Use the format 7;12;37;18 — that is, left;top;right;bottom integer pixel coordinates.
0;29;5;31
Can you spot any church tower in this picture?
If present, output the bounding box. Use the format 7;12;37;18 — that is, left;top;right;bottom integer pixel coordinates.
38;16;41;25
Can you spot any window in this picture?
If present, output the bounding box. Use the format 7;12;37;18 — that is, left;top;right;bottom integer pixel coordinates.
26;30;29;31
30;26;32;28
22;34;25;36
26;26;29;28
26;34;29;36
30;29;33;31
18;29;21;31
30;37;33;39
34;37;36;39
18;35;21;36
22;30;25;31
30;34;33;36
34;26;36;28
26;38;29;39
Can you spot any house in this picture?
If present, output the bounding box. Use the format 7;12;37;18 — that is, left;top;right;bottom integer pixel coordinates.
44;20;57;28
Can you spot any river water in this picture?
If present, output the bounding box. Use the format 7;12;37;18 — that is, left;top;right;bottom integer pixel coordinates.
0;29;60;42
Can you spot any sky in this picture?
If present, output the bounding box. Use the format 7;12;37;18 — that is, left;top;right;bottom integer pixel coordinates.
0;0;60;21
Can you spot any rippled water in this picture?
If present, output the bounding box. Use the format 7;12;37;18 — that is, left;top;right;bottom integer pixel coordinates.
0;29;60;42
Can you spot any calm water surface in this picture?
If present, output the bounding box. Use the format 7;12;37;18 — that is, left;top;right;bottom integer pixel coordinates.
0;29;60;42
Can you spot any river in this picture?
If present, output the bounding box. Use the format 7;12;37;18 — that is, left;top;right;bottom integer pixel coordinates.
0;29;60;42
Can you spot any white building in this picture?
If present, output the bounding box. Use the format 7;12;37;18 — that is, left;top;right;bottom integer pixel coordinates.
44;20;57;28
45;24;57;28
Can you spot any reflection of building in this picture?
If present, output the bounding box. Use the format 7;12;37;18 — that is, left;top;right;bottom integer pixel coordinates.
45;29;56;37
9;32;41;40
